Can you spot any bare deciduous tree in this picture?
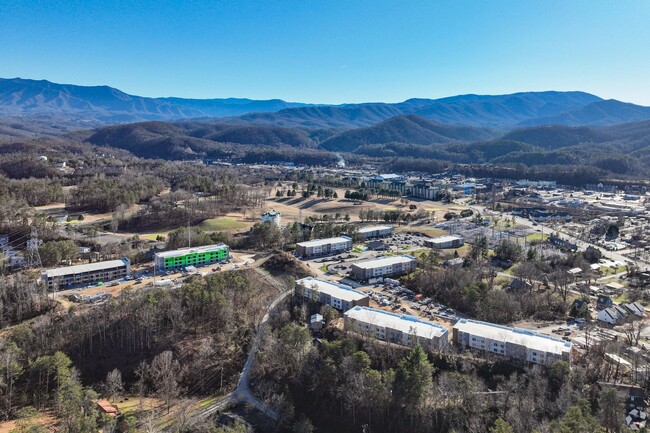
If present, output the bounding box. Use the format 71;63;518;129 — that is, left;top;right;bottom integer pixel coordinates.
622;320;648;346
150;351;182;413
105;368;123;402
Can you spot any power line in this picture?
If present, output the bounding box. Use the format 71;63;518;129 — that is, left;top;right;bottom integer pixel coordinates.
25;226;43;269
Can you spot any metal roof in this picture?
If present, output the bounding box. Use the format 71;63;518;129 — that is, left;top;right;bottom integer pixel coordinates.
426;235;464;244
358;225;393;234
155;243;228;259
453;318;572;356
296;236;352;249
296;277;367;302
43;258;129;278
345;306;448;339
351;255;415;270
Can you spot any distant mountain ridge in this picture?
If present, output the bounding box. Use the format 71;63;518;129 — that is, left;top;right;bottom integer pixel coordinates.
2;78;650;129
0;78;310;123
231;91;608;129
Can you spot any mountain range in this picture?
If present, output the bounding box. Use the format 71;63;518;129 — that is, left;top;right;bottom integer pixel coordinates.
0;78;309;124
3;78;650;130
2;77;650;179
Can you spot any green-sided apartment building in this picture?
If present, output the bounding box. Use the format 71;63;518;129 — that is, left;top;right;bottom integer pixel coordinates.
154;244;230;271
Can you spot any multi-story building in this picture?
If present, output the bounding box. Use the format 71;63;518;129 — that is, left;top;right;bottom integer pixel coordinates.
344;306;449;351
452;319;572;365
365;180;439;200
295;236;352;259
295;277;369;311
357;225;393;239
261;210;282;227
42;258;131;290
423;235;464;249
154;244;229;271
350;255;416;281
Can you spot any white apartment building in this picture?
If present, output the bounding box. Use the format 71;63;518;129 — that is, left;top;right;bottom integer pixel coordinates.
295;236;353;259
453;319;572;365
344;306;449;351
357;225;393;239
350;255;416;281
295;277;369;311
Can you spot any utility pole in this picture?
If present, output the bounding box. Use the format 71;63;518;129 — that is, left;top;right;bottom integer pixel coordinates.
25;226;43;269
188;218;191;248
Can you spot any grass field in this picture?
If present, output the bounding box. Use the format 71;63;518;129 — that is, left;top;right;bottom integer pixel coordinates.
141;232;169;241
525;233;549;242
199;216;251;232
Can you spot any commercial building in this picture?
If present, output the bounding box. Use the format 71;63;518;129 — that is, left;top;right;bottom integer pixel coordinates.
358;225;393;239
344;306;449;351
452;319;572;365
295;236;352;259
295;277;369;311
261;210;282;227
154;244;229;271
350;255;416;281
42;258;131;290
424;235;464;249
365;180;439;200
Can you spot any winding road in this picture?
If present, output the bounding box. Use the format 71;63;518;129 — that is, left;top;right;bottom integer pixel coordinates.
188;267;292;424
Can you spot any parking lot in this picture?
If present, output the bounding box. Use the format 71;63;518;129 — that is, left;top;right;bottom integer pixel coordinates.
376;232;428;251
53;252;256;304
357;281;463;332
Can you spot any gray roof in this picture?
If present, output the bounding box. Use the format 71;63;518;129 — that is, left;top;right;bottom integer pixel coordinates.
43;258;129;278
296;277;367;302
345;306;447;339
155;243;228;259
426;235;464;244
296;236;352;248
351;255;415;270
454;318;572;356
358;225;393;234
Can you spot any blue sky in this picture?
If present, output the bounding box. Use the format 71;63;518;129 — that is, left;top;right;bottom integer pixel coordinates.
1;1;649;104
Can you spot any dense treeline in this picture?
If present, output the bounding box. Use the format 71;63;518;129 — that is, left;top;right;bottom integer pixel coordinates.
252;312;612;433
0;269;282;425
402;239;599;324
67;174;165;213
119;185;265;232
0;176;63;206
0;273;53;327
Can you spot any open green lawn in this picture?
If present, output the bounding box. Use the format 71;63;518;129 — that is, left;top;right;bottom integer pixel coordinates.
525;233;549;242
199;216;250;232
406;226;448;237
141;232;168;241
600;265;628;276
408;248;430;258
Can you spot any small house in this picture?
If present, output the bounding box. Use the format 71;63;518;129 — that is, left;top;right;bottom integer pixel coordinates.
571;299;589;315
95;399;118;418
598;307;626;325
597;295;614;310
310;313;325;331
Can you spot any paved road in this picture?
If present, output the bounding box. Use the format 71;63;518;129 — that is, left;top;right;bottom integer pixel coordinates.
189;270;290;424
